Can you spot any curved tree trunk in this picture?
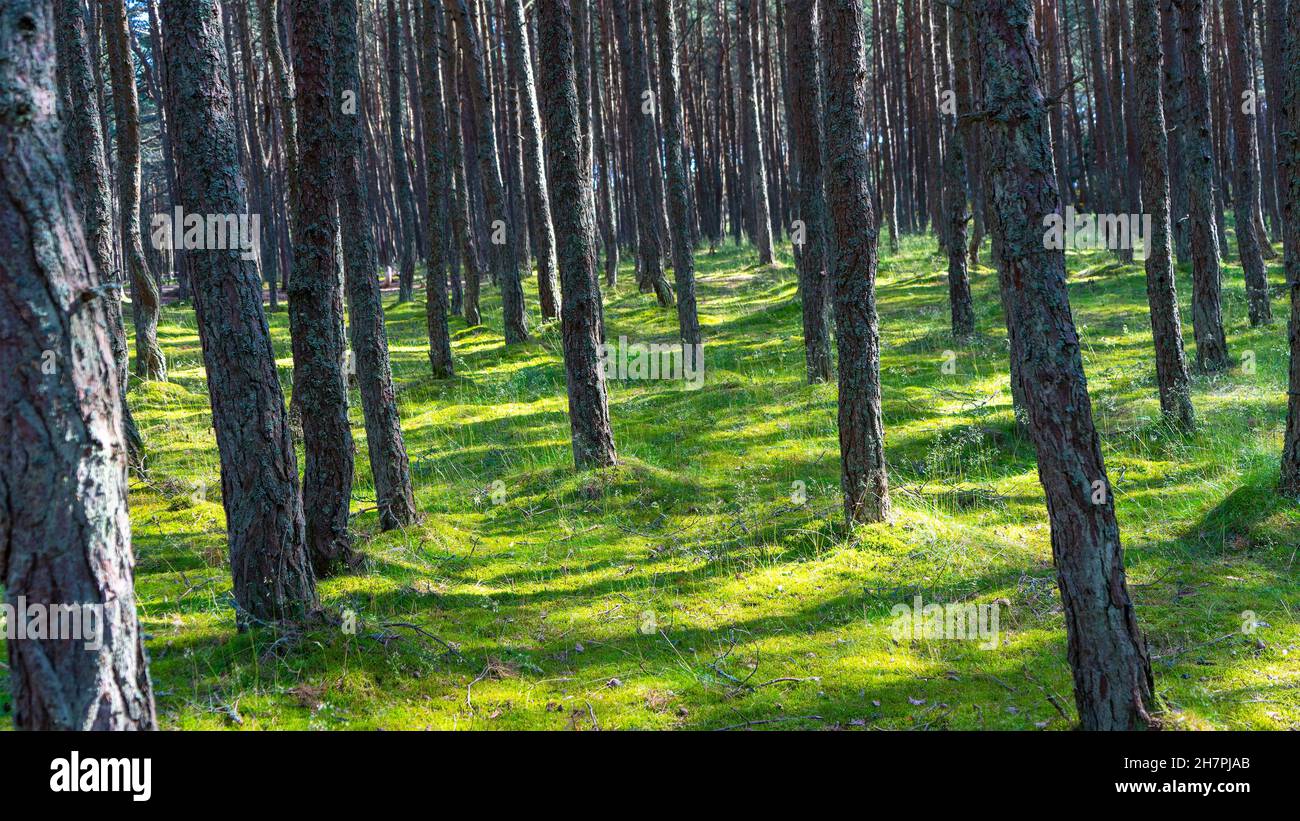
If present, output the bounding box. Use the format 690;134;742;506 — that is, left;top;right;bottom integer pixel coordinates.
2;0;157;729
420;0;456;378
821;0;890;525
161;0;318;622
969;0;1155;730
735;0;774;264
538;0;618;470
102;0;166;381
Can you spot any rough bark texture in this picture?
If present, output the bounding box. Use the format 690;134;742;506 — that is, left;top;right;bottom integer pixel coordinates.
969;0;1155;730
507;0;561;320
821;0;890;525
420;0;455;378
1175;0;1229;371
538;0;619;470
335;0;418;529
1279;0;1300;491
784;0;832;384
386;0;420;303
257;0;298;226
1222;0;1272;326
449;0;529;343
441;6;483;327
940;5;974;338
1134;0;1195;429
1;0;157;729
655;0;702;365
53;0;142;465
289;0;357;575
161;0;318;622
735;0;774;264
102;0;166;381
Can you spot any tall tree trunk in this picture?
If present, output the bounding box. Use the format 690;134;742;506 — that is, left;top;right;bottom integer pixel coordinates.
969;0;1155;730
1278;0;1300;491
161;0;318;623
939;4;974;338
537;0;619;469
1135;0;1196;429
442;6;484;326
54;0;143;467
507;0;562;320
420;0;456;378
386;0;419;303
785;0;832;383
735;0;774;264
821;0;890;525
655;0;702;367
1175;0;1230;371
1223;0;1272;326
449;0;529;342
288;0;357;575
2;0;157;729
591;0;620;288
102;0;166;381
334;0;420;529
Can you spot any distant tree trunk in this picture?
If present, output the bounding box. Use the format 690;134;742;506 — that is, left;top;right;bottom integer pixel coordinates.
385;0;419;303
821;0;889;525
258;0;298;230
1279;0;1300;491
1160;0;1191;265
334;0;419;529
939;4;973;338
785;0;832;383
1175;0;1229;372
1134;0;1196;430
288;0;357;575
2;0;157;729
420;0;456;378
102;0;166;381
441;6;483;326
449;0;529;343
537;0;618;469
655;0;702;366
735;0;774;264
507;0;561;320
161;0;318;622
591;0;620;288
54;0;143;466
1223;0;1272;326
969;0;1155;730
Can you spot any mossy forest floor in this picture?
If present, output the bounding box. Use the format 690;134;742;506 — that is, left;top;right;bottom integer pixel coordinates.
6;236;1298;730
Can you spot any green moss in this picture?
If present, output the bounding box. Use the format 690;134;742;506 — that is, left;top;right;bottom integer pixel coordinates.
2;235;1295;730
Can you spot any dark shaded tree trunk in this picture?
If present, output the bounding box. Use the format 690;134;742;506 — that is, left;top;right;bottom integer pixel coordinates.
258;0;298;233
335;0;419;530
160;0;318;622
386;0;420;303
939;4;974;338
102;0;166;381
735;0;774;264
1175;0;1229;372
442;6;483;326
1223;0;1272;326
449;0;529;342
655;0;702;367
288;0;357;575
969;0;1155;730
537;0;619;469
1135;0;1196;430
785;0;832;383
1160;0;1192;265
1279;0;1300;492
1;0;157;729
821;0;889;525
54;0;143;467
507;0;561;320
420;0;456;378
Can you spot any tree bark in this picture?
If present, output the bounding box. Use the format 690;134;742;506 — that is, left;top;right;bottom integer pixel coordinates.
821;0;890;525
735;0;774;264
102;0;166;381
442;6;484;326
939;4;974;338
969;0;1155;730
538;0;619;469
420;0;456;378
160;0;319;622
1;0;157;729
1135;0;1196;429
385;0;420;303
1278;0;1300;491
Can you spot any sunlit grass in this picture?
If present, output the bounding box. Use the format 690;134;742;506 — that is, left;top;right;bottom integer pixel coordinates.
3;230;1296;730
